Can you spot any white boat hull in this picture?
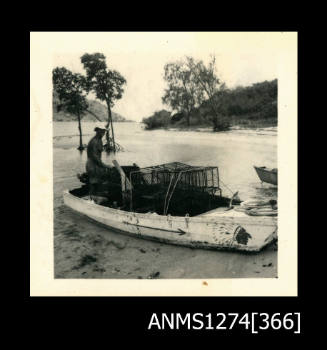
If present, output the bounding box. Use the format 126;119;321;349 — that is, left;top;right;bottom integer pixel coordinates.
254;166;278;185
63;190;277;252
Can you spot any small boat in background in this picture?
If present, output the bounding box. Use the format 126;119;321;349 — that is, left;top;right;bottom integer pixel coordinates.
254;166;277;186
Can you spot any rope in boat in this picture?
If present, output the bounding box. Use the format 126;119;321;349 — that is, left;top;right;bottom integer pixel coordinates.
164;171;183;215
234;199;278;216
163;174;175;215
220;178;235;196
219;178;240;208
220;179;277;216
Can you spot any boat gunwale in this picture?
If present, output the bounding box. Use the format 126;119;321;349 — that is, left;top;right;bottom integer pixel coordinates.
63;189;277;226
253;166;278;174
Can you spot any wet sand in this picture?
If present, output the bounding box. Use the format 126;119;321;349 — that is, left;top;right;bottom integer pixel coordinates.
53;122;277;279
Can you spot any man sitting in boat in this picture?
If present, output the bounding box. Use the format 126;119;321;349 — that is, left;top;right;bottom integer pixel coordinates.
86;124;112;199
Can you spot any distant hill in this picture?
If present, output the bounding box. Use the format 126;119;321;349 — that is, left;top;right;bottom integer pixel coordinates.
53;92;131;122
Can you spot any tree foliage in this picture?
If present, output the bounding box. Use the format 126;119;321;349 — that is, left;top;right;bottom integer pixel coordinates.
81;53;126;108
208;79;277;120
185;56;223;100
162;55;227;129
52;67;89;150
162;60;204;126
52;67;88;116
185;55;228;130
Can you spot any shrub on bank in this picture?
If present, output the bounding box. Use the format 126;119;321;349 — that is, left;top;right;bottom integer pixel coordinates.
212;118;231;132
142;110;171;130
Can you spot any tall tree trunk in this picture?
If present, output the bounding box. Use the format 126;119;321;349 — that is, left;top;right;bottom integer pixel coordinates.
77;111;84;150
108;105;116;153
105;101;116;153
186;113;190;127
105;101;111;152
209;99;220;131
186;107;193;127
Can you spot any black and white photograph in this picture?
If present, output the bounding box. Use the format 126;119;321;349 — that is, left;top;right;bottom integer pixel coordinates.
30;32;297;296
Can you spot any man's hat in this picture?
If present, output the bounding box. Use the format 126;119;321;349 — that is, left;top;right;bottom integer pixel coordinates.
94;122;108;132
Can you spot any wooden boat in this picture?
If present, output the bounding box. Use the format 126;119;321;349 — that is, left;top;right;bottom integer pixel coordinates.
63;162;277;252
254;166;277;186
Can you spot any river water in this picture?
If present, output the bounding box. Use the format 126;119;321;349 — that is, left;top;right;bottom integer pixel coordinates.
53;122;277;279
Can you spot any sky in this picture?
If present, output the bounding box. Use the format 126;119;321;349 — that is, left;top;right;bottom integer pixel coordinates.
49;32;289;122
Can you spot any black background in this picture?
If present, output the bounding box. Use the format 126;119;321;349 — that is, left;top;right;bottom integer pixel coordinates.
25;24;308;340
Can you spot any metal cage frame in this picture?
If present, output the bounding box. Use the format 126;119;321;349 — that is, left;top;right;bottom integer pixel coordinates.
126;162;221;212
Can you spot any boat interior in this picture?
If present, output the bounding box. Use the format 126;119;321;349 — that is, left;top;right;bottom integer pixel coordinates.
71;162;241;217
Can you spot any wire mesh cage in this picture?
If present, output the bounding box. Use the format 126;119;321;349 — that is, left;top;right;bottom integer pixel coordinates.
130;162;219;190
127;162;222;215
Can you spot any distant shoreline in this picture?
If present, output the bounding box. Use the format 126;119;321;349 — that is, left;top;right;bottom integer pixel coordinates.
164;125;277;132
141;123;277;133
53;120;137;123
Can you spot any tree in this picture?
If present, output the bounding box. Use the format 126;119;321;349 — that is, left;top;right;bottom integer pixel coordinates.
162;60;204;127
185;55;229;131
81;53;126;153
52;67;88;150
